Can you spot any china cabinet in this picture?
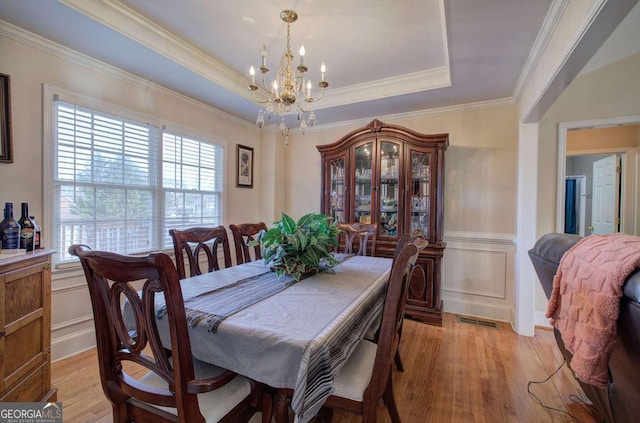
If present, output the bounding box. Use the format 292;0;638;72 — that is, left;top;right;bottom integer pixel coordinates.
0;250;57;402
318;119;448;325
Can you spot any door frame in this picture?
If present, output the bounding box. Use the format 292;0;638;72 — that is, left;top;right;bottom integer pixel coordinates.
557;116;640;236
565;175;587;236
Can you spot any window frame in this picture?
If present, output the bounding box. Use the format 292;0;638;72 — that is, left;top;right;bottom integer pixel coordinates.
44;84;227;268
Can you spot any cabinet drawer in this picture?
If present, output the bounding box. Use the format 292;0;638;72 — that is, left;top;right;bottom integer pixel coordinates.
0;362;48;402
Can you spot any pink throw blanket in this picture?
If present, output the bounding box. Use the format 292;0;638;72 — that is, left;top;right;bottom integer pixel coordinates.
545;233;640;388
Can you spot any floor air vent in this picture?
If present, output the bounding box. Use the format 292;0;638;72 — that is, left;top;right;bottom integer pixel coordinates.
456;316;499;329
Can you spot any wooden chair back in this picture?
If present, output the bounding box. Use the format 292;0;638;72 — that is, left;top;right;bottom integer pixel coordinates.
389;232;426;371
364;243;419;412
68;244;258;423
392;233;413;261
169;226;232;279
337;222;378;256
287;243;420;423
229;222;267;264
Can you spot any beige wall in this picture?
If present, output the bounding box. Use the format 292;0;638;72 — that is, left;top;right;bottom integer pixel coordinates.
539;52;640;236
535;52;640;314
0;25;522;359
0;34;262;230
284;105;520;236
568;125;640;152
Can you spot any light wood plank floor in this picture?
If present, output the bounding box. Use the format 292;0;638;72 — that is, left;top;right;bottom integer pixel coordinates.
52;313;602;423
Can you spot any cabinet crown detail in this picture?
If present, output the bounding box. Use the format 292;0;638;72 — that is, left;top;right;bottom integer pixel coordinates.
317;119;448;325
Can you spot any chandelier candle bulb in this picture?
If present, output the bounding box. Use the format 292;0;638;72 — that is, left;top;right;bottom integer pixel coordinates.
321;62;326;81
248;9;328;141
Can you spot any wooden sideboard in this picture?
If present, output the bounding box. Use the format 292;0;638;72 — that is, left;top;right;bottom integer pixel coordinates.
0;249;57;402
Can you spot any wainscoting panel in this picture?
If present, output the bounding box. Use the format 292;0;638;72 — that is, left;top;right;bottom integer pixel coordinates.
51;268;98;361
442;232;516;323
50;235;516;361
50;249;229;362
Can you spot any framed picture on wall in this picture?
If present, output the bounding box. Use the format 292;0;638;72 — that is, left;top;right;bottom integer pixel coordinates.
236;144;254;188
0;73;12;163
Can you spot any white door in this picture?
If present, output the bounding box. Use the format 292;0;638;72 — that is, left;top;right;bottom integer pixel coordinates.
591;154;620;234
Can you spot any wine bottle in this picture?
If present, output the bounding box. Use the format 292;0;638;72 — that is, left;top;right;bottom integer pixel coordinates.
18;203;35;251
0;202;21;250
30;215;41;249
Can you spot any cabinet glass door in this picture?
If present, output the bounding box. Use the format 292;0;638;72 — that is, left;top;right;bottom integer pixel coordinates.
354;143;373;223
379;141;400;237
329;158;345;222
410;151;431;237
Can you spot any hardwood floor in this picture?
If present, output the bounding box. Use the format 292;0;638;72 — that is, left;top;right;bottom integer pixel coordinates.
51;313;602;423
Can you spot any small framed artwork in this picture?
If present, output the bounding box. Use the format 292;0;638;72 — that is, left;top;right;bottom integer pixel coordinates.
0;73;12;163
236;144;254;188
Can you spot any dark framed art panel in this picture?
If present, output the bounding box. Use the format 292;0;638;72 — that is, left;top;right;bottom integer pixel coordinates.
236;144;254;188
0;73;12;163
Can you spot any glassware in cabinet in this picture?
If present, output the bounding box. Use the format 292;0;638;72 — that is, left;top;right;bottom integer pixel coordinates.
329;157;346;222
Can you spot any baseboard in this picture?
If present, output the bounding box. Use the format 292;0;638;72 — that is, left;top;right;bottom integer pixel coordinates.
442;297;513;323
534;310;552;329
51;327;96;363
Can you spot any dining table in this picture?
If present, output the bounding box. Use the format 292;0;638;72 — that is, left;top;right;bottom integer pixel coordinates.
126;253;393;423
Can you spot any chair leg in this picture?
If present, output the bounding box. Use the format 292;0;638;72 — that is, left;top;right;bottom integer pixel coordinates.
262;389;273;423
274;389;289;423
394;349;405;372
382;373;401;423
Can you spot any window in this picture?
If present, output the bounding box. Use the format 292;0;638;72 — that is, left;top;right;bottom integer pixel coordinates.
52;99;224;265
162;133;223;247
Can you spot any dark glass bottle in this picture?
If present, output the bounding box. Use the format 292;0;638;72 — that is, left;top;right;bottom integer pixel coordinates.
30;215;41;249
1;202;21;250
18;203;35;251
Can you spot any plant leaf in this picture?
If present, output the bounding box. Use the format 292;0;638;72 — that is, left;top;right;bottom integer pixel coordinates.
281;213;297;234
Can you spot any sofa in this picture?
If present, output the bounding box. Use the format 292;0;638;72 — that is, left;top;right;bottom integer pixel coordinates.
528;233;640;423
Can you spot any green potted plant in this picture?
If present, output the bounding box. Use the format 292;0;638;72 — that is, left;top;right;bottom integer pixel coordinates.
251;212;341;281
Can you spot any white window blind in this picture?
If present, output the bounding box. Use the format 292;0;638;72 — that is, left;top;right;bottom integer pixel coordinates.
53;99;224;265
54;101;160;263
162;133;223;248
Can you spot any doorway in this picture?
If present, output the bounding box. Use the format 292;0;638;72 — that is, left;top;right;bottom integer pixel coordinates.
565;154;623;236
557;117;640;236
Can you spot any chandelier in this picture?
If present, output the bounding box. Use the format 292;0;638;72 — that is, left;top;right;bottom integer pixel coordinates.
248;9;329;143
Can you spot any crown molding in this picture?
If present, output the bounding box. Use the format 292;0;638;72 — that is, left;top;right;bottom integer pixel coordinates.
0;18;253;130
59;0;452;112
59;0;252;99
314;67;451;110
513;0;570;101
279;96;516;136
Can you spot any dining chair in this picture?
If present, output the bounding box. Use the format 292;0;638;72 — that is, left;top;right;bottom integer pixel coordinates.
337;222;378;256
229;222;268;264
389;231;429;371
169;226;232;280
388;233;413;371
275;242;420;423
69;244;269;423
